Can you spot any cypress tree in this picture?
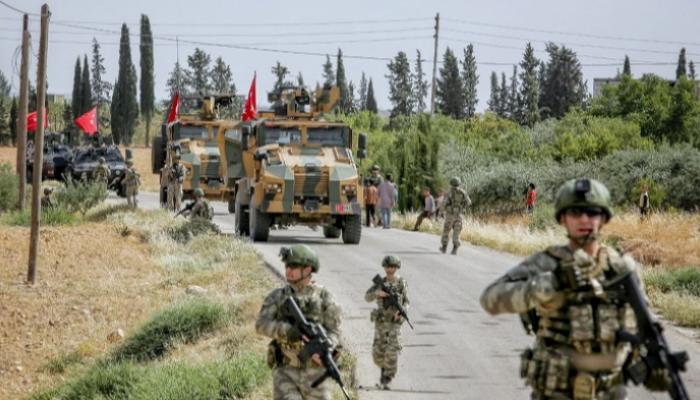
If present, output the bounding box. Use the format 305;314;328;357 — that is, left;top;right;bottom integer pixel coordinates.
623;55;631;76
358;72;368;110
297;72;305;87
187;48;212;94
112;24;139;145
322;55;334;87
507;65;519;120
80;55;92;115
140;14;155;146
436;47;464;118
336;48;352;113
110;79;121;143
62;103;74;144
689;61;696;80
487;71;499;113
386;51;414;117
412;50;429;113
71;57;81;119
518;42;540;127
540;43;584;119
676;48;687;79
10;97;17;145
211;57;234;93
366;78;378;113
497;72;508;118
347;81;356;113
461;44;478;118
91;38;112;131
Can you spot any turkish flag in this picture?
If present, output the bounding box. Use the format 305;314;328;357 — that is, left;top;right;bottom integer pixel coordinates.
167;91;180;124
75;107;98;135
242;74;257;121
27;111;48;132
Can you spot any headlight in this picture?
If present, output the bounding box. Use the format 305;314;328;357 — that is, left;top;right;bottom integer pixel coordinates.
265;183;282;194
115;170;121;175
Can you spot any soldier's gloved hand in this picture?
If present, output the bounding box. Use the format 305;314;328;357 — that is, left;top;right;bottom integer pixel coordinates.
558;250;599;290
530;272;565;311
286;326;303;342
644;368;672;391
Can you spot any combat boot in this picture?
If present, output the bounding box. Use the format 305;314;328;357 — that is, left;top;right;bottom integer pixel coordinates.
382;376;392;390
440;245;447;253
451;246;458;255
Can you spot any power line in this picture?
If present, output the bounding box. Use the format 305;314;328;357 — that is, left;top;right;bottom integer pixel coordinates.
0;0;38;16
443;17;700;47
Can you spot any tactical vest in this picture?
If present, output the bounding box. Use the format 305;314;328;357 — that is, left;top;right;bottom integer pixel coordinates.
444;188;469;216
371;277;408;324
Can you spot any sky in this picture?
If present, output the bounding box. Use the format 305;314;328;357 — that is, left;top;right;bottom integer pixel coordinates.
1;0;699;113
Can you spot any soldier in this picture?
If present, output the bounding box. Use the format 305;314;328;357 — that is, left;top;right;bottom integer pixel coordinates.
189;188;213;220
256;245;342;400
41;187;55;209
167;156;187;212
365;255;409;390
93;156;111;186
440;177;472;255
480;179;672;400
124;159;140;209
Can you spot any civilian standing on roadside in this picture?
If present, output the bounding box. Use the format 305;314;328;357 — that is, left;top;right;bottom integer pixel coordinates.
378;174;397;229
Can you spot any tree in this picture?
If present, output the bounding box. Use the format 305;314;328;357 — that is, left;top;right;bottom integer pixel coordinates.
540;43;584;119
336;49;352;113
676;48;687;79
487;71;499;113
187;48;212;94
689;61;696;80
0;69;10;97
0;99;8;141
507;65;519;120
366;78;378;113
322;55;334;87
165;61;188;97
623;55;631;76
71;57;81;119
211;57;234;93
358;72;368;111
9;97;17;145
461;44;478;118
297;72;305;87
271;61;291;95
347;81;357;113
413;50;429;113
91;38;112;131
111;24;139;145
62;103;75;145
140;14;155;146
436;47;463;118
386;51;414;117
80;55;92;115
497;72;508;118
518;42;541;127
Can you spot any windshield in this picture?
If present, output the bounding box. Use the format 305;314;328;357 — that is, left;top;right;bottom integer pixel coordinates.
262;127;301;145
307;127;348;147
177;125;209;140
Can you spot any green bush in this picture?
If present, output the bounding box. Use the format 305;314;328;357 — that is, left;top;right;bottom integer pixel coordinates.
39;351;83;374
167;218;221;243
0;206;79;226
30;361;140;400
645;267;700;297
55;178;107;216
0;162;18;212
111;299;227;363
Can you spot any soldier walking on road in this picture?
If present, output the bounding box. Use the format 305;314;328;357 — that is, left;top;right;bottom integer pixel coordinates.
124;159;140;209
440;177;471;255
365;255;409;390
93;156;111;186
256;245;343;400
480;179;674;400
167;156;187;212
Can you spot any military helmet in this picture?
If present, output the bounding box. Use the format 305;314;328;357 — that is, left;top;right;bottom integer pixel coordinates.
381;255;401;269
371;164;380;172
98;157;105;163
279;244;319;272
193;188;204;197
450;177;461;187
43;187;52;195
125;159;134;166
554;178;613;221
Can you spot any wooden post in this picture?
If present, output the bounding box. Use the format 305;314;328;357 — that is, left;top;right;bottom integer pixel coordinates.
27;4;50;285
16;14;30;210
430;13;440;115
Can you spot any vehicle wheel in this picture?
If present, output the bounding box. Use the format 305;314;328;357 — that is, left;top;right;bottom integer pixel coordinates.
249;207;271;242
228;195;235;214
342;214;362;244
152;136;164;173
235;200;250;236
323;225;341;239
117;182;127;198
160;185;168;208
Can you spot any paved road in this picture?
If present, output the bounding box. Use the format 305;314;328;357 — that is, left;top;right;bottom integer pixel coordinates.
131;192;700;399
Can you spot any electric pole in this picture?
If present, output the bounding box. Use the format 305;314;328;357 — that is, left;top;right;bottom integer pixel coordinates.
28;4;50;285
430;12;440;115
16;14;30;210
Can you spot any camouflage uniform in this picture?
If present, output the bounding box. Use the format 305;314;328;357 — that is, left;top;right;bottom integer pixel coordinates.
480;179;669;400
365;271;409;386
440;178;472;254
190;197;213;220
167;161;187;212
93;159;111;186
124;161;140;208
41;188;55;209
256;245;342;400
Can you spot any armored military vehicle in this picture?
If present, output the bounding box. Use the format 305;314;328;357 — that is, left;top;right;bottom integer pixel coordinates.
152;95;239;206
230;86;367;243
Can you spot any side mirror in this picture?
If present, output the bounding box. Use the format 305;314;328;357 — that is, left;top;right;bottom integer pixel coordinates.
357;133;368;159
242;125;251;150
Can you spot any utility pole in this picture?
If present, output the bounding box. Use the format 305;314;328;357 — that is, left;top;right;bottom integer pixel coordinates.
16;14;30;210
430;12;440;115
28;4;50;285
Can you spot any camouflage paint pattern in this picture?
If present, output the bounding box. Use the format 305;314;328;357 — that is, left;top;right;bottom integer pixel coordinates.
365;276;409;380
256;283;341;400
190;199;212;220
480;245;642;400
93;163;111;185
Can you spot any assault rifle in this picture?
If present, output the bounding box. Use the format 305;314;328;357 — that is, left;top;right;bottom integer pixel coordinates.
283;297;351;400
372;274;414;330
605;272;689;400
175;201;194;217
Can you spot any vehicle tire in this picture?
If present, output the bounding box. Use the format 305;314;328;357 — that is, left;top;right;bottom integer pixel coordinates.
160;185;167;208
117;181;127;198
228;195;235;214
250;207;271;242
323;225;341;239
342;214;362;244
235;200;250;236
152;136;164;173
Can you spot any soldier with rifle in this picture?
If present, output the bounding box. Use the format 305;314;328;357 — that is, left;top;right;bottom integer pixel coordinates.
167;155;187;212
256;244;349;400
365;255;411;390
176;188;212;220
480;178;688;400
